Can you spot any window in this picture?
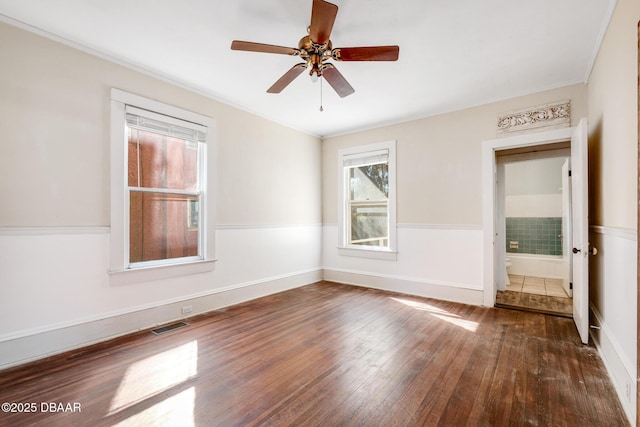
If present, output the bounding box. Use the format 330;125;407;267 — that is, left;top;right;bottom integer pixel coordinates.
110;89;216;276
126;107;204;266
338;141;397;259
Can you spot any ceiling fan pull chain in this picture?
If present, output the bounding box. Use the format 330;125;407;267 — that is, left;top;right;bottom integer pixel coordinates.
320;76;324;112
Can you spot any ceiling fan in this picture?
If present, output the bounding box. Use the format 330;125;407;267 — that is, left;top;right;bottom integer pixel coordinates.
231;0;399;98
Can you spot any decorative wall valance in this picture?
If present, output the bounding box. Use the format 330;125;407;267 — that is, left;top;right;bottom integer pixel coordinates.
497;100;570;137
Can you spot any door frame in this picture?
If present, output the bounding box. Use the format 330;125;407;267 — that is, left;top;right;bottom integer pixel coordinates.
482;126;575;307
636;21;640;426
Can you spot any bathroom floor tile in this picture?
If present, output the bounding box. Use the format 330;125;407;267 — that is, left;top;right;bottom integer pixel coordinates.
508;274;525;285
523;276;545;286
545;278;563;287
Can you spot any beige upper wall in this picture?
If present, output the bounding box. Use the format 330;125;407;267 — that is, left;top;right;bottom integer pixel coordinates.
322;84;587;225
587;0;639;231
0;22;321;227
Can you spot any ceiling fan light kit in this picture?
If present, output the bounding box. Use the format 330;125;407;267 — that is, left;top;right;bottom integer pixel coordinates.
231;0;399;99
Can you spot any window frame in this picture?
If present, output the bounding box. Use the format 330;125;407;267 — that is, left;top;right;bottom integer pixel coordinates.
109;89;216;281
338;140;397;260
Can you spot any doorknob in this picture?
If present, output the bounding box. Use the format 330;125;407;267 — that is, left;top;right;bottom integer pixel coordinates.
572;247;598;255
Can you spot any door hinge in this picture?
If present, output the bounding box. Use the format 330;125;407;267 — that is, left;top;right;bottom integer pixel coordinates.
569;282;573;290
568;170;572;177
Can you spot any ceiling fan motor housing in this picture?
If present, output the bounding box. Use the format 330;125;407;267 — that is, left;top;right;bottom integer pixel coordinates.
298;35;333;77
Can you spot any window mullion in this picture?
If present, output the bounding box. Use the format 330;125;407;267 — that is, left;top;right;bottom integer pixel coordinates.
128;187;200;196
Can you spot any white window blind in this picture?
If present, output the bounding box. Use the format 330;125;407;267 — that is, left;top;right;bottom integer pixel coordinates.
126;105;207;143
342;149;389;168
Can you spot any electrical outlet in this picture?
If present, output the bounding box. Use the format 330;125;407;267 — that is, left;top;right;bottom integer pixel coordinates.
181;305;193;315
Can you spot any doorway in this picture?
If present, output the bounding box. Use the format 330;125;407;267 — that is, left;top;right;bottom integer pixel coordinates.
482;119;590;343
494;147;573;317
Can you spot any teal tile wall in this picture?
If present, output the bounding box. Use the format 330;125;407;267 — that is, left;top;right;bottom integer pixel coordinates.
505;217;563;256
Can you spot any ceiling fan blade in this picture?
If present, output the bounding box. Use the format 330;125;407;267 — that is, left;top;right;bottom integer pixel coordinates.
333;46;400;61
267;63;308;93
309;0;338;45
322;64;354;98
231;40;299;56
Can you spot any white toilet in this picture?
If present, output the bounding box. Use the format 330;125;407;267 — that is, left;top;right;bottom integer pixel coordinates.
505;257;512;286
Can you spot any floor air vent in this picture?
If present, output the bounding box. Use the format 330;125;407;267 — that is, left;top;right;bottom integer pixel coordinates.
151;321;189;335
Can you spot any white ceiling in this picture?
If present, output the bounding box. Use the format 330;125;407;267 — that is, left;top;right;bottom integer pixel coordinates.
0;0;615;138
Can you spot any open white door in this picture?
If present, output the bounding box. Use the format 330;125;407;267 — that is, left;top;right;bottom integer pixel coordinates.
495;162;507;290
570;118;589;344
561;159;572;297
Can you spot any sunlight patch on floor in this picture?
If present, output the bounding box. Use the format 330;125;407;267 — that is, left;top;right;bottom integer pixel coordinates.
109;340;198;416
428;313;479;332
390;297;450;314
391;297;479;332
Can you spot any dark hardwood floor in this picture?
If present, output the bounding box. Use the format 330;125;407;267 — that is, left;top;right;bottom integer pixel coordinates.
0;281;629;426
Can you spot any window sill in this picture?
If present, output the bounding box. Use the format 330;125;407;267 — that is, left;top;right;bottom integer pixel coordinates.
109;259;216;286
338;246;398;261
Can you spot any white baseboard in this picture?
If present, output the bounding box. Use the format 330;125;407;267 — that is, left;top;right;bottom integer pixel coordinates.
0;269;321;370
322;224;484;301
590;305;636;424
323;268;484;306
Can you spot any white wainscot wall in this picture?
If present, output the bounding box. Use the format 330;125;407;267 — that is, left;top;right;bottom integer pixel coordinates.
322;224;484;305
0;225;322;369
588;226;637;422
